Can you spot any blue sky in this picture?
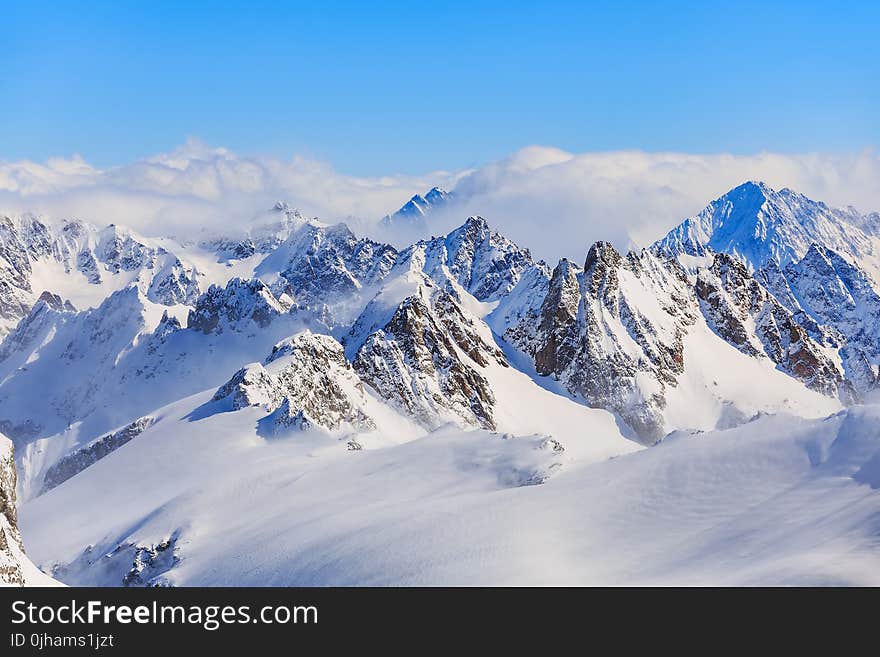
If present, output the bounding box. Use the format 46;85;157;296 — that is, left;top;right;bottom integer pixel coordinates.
2;1;878;174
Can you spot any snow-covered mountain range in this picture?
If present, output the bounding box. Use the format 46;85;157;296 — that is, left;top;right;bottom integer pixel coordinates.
2;181;879;586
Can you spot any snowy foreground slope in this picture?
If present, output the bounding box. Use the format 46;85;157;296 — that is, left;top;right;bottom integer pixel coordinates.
19;399;880;586
2;181;880;585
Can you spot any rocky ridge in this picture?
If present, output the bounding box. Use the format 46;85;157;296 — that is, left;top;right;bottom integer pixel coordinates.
0;213;201;335
353;286;505;430
213;330;375;434
0;182;878;467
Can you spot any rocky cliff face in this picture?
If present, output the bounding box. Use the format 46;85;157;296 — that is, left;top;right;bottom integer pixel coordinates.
188;278;293;334
0;434;26;585
500;234;873;441
0;216;34;336
774;245;880;391
255;222;398;315
405;216;537;302
517;243;696;442
531;258;582;376
0;434;53;585
695;253;851;399
213;331;375;434
42;416;156;493
353;288;503;430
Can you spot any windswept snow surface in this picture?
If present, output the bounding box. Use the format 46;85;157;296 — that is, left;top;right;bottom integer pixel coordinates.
19;394;880;586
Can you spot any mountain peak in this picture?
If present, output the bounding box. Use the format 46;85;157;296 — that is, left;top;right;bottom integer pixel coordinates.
424;187;449;204
736;179;772;192
718;180;776;207
460;215;489;233
653;181;880;276
584;240;621;272
383;186;455;227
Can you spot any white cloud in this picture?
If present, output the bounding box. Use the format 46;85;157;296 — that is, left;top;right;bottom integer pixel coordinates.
1;139;878;262
0;138;454;241
437;147;880;262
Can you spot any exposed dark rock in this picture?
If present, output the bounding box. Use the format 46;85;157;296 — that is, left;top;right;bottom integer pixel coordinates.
213;331;376;434
188;278;292;334
0;435;27;585
42;416;156;493
695;253;849;399
354;291;497;430
506;244;696;442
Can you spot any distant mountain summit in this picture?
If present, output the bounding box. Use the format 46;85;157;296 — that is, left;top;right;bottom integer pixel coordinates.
654;180;880;278
381;186;454;229
653;181;880;397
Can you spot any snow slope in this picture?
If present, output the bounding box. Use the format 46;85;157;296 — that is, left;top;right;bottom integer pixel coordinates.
19;396;880;586
662;320;841;430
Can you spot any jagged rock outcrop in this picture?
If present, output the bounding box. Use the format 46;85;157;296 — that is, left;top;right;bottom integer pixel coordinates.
146;255;201;306
1;434;52;585
0;434;26;584
147;311;182;350
35;290;76;312
213;331;375;434
432;291;508;369
42;416;156;493
751;245;880;392
121;535;179;587
532;258;581;375
80;224;200;305
695;253;850;399
188;278;293;333
255;222;397;313
404;216;537;301
212;363;281;411
51;532;180;587
506;243;697;442
353;289;502;430
779;245;880;390
0;217;35;333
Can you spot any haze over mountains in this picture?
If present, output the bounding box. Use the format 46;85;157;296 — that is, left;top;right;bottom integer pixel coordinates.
2;180;879;586
4;142;880;262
